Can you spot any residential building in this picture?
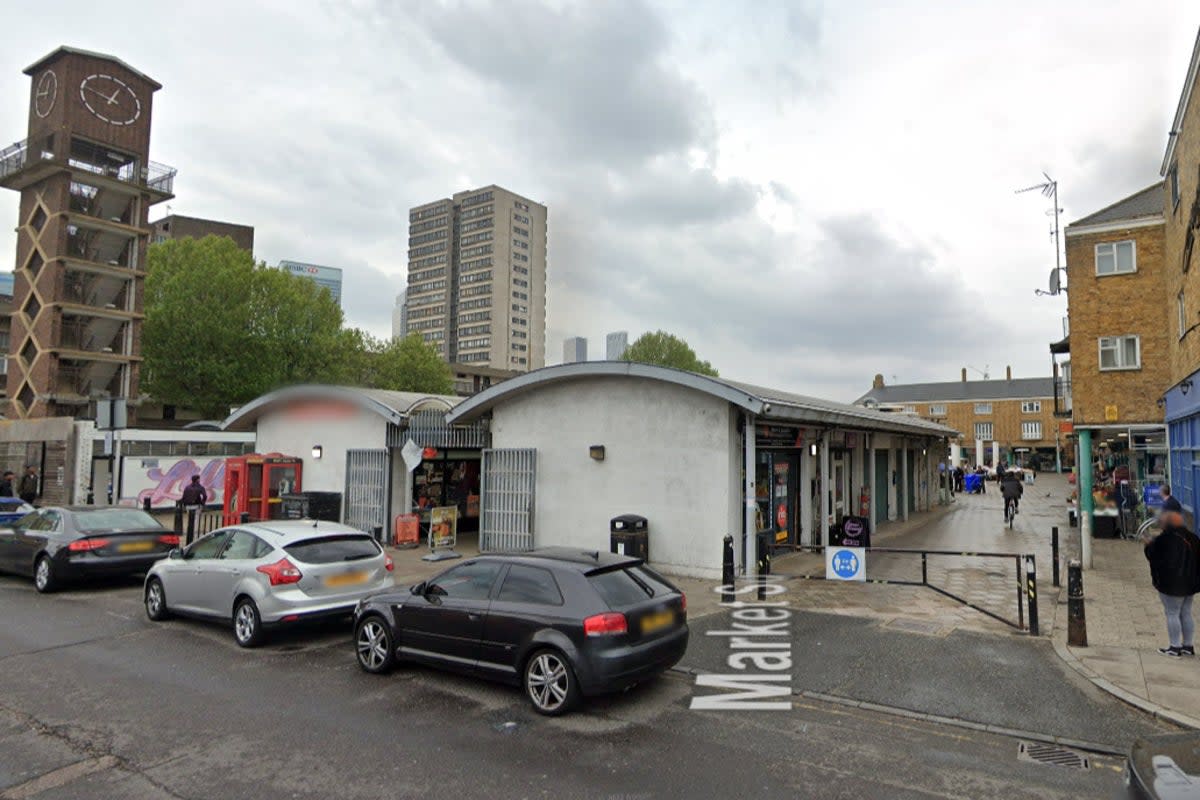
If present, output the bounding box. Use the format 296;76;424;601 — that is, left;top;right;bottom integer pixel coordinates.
606;331;628;360
406;185;548;372
392;291;407;340
0;47;175;420
279;260;343;306
151;214;254;252
854;368;1062;469
1054;183;1170;516
562;336;587;364
450;364;521;398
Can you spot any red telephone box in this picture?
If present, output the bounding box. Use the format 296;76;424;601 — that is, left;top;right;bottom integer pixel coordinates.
223;453;303;525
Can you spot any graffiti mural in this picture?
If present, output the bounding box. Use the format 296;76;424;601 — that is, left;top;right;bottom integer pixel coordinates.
127;457;225;508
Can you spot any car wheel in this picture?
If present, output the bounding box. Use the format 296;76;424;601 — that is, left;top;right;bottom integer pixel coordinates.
524;648;580;716
33;555;57;594
355;616;395;674
233;598;264;648
145;578;170;621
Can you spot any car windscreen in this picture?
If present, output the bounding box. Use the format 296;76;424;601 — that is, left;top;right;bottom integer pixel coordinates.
588;565;676;608
284;535;381;564
74;508;164;532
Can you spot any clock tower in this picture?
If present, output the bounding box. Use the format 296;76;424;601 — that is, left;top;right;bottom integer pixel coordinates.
0;46;175;420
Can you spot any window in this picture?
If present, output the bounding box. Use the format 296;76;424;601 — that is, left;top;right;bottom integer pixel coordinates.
460;270;493;285
75;508;161;532
1170;162;1181;211
1021;421;1043;440
588;565;676;608
902;405;916;414
1095;240;1136;276
430;560;504;599
512;316;527;326
513;239;529;250
1021;401;1042;413
513;278;528;288
1180;291;1188;339
513;225;529;237
513;212;530;225
929;404;946;416
512;291;528;301
496;565;563;605
974;422;993;441
460;231;493;246
221;531;269;560
512;303;527;313
514;253;529;264
187;531;232;559
1099;335;1140;370
285;535;380;564
974;403;992;415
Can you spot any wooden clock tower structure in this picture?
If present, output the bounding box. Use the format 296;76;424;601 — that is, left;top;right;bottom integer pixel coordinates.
0;47;175;420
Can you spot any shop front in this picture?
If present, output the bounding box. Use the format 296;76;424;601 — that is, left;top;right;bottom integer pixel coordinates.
1165;372;1200;519
1077;424;1168;537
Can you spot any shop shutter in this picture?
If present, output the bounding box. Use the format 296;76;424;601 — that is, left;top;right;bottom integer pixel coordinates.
480;448;536;552
344;448;390;538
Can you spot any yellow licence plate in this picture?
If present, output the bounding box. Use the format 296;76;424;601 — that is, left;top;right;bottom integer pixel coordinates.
641;610;675;635
117;541;155;553
324;571;369;588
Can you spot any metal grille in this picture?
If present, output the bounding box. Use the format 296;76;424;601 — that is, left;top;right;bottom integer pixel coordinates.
344;448;390;537
1017;742;1090;770
386;412;490;449
480;448;536;552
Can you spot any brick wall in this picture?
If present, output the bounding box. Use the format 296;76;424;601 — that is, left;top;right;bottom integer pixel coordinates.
1166;64;1200;383
907;395;1059;452
1064;222;1170;426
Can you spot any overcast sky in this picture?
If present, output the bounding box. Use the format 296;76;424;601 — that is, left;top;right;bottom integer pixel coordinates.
2;1;1198;401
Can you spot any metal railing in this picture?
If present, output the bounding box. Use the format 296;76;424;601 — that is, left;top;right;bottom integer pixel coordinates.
0;137;176;194
0;139;30;180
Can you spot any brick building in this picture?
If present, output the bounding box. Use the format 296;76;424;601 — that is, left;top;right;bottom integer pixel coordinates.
854;368;1062;470
151;214;254;253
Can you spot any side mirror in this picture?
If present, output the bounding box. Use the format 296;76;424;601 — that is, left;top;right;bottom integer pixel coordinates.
168;548;183;560
411;581;426;595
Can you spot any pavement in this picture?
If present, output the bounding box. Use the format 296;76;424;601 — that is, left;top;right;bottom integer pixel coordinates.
0;574;1133;799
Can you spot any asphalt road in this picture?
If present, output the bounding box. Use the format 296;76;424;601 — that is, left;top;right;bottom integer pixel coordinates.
0;575;1137;799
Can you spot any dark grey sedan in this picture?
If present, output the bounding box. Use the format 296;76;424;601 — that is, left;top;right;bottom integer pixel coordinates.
0;506;179;592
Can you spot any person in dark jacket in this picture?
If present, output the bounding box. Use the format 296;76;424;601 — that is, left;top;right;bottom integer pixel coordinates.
18;466;38;505
180;475;208;508
1000;471;1023;516
1160;485;1184;515
0;471;14;498
1143;510;1200;657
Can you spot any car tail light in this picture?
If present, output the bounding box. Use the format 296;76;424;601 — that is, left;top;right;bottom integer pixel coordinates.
158;535;180;546
384;554;394;572
256;557;303;586
67;538;110;552
680;592;687;613
584;612;628;637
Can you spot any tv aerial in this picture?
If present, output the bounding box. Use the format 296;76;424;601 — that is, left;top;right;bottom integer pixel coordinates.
1016;173;1066;296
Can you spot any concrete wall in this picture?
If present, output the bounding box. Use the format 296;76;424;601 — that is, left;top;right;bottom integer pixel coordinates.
254;410;387;497
489;376;738;579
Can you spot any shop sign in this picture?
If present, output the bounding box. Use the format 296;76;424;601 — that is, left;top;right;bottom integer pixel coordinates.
283;399;357;421
1059;421;1074;434
826;547;865;582
757;425;804;447
430;506;458;550
840;516;871;548
1104;405;1119;422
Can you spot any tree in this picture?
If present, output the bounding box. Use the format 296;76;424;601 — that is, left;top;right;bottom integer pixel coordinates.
621;330;719;377
143;236;348;417
373;334;454;395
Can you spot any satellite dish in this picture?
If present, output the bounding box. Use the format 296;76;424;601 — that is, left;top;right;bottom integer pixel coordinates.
1049;269;1061;295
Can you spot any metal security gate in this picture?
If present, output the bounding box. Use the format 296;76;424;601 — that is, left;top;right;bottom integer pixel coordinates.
480;448;536;552
344;448;390;537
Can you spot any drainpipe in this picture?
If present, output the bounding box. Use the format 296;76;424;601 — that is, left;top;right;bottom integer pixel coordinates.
868;434;877;526
1078;428;1094;569
744;410;757;579
820;430;830;547
900;439;909;522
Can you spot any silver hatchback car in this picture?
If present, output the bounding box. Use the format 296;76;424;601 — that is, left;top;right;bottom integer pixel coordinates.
144;520;394;647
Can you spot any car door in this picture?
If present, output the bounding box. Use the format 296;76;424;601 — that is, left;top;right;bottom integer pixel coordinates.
478;564;567;678
13;511;55;576
169;530;232;614
0;510;38;572
395;560;503;668
202;530;264;618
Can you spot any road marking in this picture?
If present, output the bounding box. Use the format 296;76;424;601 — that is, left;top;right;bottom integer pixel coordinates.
0;755;119;799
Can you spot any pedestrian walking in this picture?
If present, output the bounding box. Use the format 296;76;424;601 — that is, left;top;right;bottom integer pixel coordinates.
18;465;38;505
1142;510;1200;657
1160;484;1184;515
180;475;208;545
0;471;14;498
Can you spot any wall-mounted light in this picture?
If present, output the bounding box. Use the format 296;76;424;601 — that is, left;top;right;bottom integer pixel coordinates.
311;445;323;460
1157;397;1167;409
589;445;606;461
1183;379;1194;396
809;443;817;457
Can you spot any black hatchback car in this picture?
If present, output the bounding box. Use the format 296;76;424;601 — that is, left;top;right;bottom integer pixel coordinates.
353;548;689;715
0;506;178;592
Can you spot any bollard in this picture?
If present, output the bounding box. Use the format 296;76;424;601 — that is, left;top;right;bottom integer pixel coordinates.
1024;555;1039;636
86;488;94;505
1051;527;1060;588
756;532;771;601
1067;559;1087;647
721;535;735;604
239;512;250;524
143;496;152;513
173;501;183;536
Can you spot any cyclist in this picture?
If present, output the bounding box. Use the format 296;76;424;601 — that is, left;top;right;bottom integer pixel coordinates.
1001;470;1024;521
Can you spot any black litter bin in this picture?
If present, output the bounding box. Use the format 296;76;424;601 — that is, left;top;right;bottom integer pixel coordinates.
610;514;648;560
302;491;342;522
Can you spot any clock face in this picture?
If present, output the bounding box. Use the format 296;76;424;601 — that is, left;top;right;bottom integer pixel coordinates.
34;70;57;118
78;74;141;126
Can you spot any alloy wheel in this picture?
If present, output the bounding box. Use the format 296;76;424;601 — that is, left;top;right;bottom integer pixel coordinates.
357;620;389;670
146;582;163;618
34;558;50;591
526;652;570;712
235;603;257;644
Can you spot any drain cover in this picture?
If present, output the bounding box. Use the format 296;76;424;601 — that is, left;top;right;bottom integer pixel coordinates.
1017;741;1090;770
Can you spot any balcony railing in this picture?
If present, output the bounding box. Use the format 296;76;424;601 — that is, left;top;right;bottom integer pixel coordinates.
0;137;176;195
1054;377;1072;417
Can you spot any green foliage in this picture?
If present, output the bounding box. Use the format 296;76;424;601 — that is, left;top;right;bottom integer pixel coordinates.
143;236;346;417
621;330;719;377
374;334;455;395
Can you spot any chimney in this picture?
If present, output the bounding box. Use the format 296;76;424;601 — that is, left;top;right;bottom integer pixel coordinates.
1006;365;1012;381
873;373;885;389
961;368;967;382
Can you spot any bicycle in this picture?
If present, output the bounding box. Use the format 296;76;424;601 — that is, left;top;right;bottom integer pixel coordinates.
1125;515;1160;542
1004;496;1017;529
